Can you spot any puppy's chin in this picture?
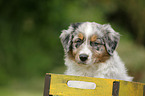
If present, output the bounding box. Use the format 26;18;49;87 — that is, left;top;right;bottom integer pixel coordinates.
75;59;95;65
76;57;110;65
77;61;87;65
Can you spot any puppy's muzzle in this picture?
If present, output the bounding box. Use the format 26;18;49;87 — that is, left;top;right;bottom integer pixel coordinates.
79;54;88;62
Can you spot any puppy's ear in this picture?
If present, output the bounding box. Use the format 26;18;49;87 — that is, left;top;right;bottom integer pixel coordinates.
103;24;120;55
71;22;82;30
60;23;83;53
60;25;73;53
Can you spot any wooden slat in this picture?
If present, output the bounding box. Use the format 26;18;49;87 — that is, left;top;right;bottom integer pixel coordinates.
44;73;145;96
112;81;120;96
119;81;144;96
43;73;51;96
49;73;118;96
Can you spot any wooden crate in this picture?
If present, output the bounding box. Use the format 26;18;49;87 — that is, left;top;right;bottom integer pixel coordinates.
44;73;145;96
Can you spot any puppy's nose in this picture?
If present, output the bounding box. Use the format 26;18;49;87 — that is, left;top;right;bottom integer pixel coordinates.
79;54;88;62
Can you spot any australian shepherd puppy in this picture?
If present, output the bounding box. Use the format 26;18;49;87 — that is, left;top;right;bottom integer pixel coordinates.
60;22;133;81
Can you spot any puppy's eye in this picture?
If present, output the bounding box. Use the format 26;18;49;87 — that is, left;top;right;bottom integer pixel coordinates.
90;42;99;46
76;38;82;43
75;38;83;48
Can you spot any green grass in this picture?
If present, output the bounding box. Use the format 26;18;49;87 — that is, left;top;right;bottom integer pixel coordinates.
0;88;42;96
0;78;44;96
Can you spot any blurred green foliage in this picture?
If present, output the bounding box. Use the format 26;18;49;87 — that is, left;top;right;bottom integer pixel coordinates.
0;0;145;87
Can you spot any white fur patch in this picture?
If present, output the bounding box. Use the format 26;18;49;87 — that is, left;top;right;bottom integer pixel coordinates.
79;44;92;56
78;22;94;64
85;22;93;38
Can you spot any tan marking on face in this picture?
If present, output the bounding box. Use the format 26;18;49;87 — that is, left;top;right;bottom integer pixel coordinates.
68;51;75;61
68;47;82;64
90;35;97;42
92;46;110;63
78;33;84;40
68;35;84;63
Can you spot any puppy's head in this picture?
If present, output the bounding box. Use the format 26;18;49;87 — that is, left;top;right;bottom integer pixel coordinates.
60;22;120;65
